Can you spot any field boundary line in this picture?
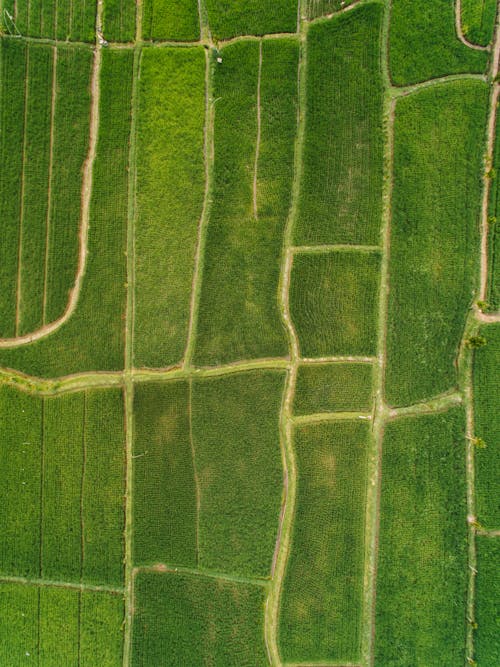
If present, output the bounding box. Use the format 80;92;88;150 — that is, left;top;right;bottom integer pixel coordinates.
183;45;215;369
253;39;263;220
291;244;381;253
197;0;212;42
133;564;268;588
42;46;58;325
293;411;372;425
476;528;500;537
391;72;487;98
455;0;490;51
14;45;30;337
188;379;201;567
264;14;308;666
0;25;102;348
387;390;463;419
300;355;375;364
286;663;362;667
0;574;124;595
303;0;368;25
474;308;500;322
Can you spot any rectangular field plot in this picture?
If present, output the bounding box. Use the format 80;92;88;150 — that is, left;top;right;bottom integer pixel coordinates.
0;584;123;666
389;0;488;85
279;420;369;663
0;385;125;586
290;251;380;357
294;362;374;414
102;0;136;41
2;0;96;41
132;381;197;568
473;324;500;528
194;39;298;366
294;3;384;245
0;41;92;337
142;0;200;41
205;0;296;39
386;80;489;407
487;115;500;310
134;47;205;369
0;48;132;377
375;409;467;666
132;571;267;666
192;370;285;577
475;538;500;665
461;0;497;46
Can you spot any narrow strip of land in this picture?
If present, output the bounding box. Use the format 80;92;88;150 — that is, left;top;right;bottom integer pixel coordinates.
188;379;201;567
291;244;381;253
0;574;123;595
253;40;263;220
293;411;371;425
133;564;268;588
387;390;463;419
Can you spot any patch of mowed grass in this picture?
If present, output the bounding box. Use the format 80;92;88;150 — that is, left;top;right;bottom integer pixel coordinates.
461;0;497;47
134;47;205;369
205;0;296;39
18;44;53;336
0;38;26;338
192;370;285;577
386;81;489;407
295;4;384;245
473;324;500;528
475;537;500;665
279;421;369;663
133;571;268;666
0;49;132;377
45;45;92;324
294;362;374;414
389;0;488;85
0;385;42;578
375;409;468;666
143;0;200;41
132;380;197;568
103;0;136;41
487;116;500;309
290;252;380;357
194;40;297;366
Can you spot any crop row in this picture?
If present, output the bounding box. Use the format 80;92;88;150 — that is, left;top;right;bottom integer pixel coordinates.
2;0;96;42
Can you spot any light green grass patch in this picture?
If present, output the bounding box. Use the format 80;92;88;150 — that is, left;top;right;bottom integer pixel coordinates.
375;409;467;666
134;46;205;368
475;537;500;665
295;3;384;245
279;420;369;663
133;571;268;665
294;362;374;414
290;252;380;357
386;80;489;407
205;0;296;39
473;324;500;528
192;370;285;577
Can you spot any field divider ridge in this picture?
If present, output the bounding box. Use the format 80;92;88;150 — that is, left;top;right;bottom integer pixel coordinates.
386;390;463;419
390;73;488;99
292;412;372;425
291;244;381;253
0;574;124;595
133;564;269;588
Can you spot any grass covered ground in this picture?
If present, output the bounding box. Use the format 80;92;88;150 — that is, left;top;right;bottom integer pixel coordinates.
133;571;268;666
386;80;489;407
279;420;369;663
192;370;285;577
488;116;500;309
475;537;500;665
294;362;374;414
205;0;296;39
194;39;297;366
389;0;488;85
0;585;124;666
290;251;380;357
305;0;355;20
375;409;468;666
132;380;197;568
2;0;96;41
0;48;132;377
0;385;125;586
103;0;136;41
134;46;205;369
461;0;497;47
473;324;500;528
142;0;200;41
294;3;384;245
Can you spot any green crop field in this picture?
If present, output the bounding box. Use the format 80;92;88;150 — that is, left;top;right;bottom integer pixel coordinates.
0;0;498;663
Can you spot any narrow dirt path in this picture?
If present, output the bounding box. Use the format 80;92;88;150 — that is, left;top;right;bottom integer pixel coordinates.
134;564;268;588
455;0;491;51
0;573;123;595
292;243;381;253
387;390;463;419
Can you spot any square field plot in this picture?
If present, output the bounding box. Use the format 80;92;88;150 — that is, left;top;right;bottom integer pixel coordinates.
133;571;268;666
290;252;380;357
294;362;374;414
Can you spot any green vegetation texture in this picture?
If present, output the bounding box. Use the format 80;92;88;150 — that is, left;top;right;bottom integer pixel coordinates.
473;324;500;528
386;81;489;407
294;362;374;414
304;0;355;20
143;0;200;41
290;252;380;357
475;537;500;665
375;409;468;666
279;421;369;663
389;0;488;85
3;0;96;41
103;0;136;41
295;4;384;245
461;0;497;47
133;571;268;666
134;46;205;368
488;115;500;309
205;0;296;39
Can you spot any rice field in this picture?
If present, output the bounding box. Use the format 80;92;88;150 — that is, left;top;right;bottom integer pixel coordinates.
461;0;497;47
475;537;500;665
2;0;96;41
142;0;200;41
